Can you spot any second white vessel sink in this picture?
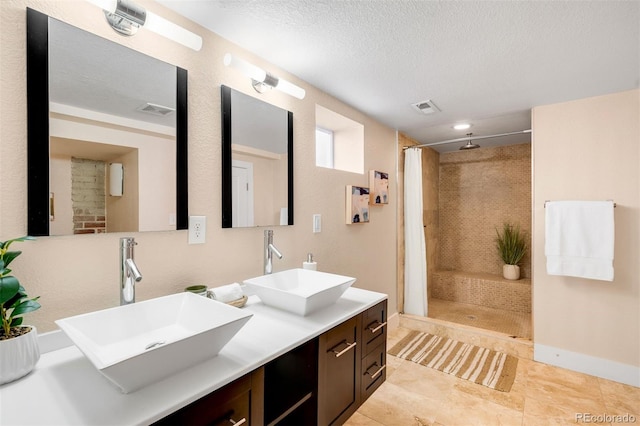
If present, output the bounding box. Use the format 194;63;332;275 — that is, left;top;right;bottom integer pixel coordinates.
56;292;252;393
243;268;356;316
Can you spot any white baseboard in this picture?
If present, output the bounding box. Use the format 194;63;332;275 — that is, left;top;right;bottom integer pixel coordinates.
534;343;640;387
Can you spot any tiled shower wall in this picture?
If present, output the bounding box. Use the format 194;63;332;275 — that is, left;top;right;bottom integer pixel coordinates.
438;143;532;278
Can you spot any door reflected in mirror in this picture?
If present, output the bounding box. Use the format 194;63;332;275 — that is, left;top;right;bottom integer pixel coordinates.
26;8;188;236
221;86;293;228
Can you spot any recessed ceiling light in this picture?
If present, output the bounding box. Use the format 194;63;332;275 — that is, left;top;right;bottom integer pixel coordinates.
453;123;471;130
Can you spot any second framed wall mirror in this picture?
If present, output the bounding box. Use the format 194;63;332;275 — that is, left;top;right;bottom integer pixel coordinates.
221;85;294;228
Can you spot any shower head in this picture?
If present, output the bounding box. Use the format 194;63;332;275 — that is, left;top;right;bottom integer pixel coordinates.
460;141;480;150
459;133;480;150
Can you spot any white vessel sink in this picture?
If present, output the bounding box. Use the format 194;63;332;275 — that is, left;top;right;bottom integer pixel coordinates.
55;292;252;393
243;268;356;316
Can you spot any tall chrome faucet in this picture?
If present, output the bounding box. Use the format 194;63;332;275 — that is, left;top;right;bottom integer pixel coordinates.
264;230;283;274
120;237;143;305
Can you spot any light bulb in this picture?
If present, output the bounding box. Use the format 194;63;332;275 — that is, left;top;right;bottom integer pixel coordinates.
223;54;267;83
145;11;202;51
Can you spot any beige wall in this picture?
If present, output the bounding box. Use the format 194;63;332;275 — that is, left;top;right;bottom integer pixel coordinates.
439;143;532;278
0;0;397;332
532;89;639;383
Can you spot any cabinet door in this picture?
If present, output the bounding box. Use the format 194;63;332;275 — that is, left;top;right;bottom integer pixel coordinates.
318;316;361;426
361;300;387;356
361;341;386;401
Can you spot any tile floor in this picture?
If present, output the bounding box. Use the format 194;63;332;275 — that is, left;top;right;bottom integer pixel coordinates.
345;326;639;426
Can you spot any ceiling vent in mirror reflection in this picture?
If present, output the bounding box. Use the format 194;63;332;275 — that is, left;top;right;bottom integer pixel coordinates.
136;102;175;116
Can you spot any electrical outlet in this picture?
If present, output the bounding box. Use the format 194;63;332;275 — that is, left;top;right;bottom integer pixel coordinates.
188;216;206;244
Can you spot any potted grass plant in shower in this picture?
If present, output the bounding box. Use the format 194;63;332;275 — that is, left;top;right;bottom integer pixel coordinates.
495;223;527;280
0;236;41;385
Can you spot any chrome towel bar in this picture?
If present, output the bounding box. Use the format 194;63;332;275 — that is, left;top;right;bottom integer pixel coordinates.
544;200;616;208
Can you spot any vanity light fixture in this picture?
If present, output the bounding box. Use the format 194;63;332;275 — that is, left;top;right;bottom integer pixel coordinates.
223;53;306;100
85;0;203;51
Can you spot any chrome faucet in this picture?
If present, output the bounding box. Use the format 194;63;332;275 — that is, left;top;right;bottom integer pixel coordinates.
120;237;143;305
264;230;283;274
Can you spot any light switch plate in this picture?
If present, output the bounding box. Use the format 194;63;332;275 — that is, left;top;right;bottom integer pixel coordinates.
188;216;206;244
313;214;322;233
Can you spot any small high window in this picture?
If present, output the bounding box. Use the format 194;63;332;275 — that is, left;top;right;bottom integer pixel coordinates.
315;105;364;174
315;127;334;169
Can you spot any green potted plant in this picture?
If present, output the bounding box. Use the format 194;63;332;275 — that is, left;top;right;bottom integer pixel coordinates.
0;236;41;384
495;223;527;280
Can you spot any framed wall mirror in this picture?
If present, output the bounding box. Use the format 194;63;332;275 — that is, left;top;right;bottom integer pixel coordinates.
221;85;293;228
26;8;188;236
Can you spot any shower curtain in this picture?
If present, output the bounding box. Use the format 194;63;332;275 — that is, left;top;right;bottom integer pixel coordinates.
404;148;427;316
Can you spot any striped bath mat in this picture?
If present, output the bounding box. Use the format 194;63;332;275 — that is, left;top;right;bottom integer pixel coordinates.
388;330;518;392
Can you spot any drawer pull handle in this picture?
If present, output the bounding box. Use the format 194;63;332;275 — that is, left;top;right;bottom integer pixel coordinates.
367;321;387;333
331;340;357;358
365;363;386;379
229;417;246;426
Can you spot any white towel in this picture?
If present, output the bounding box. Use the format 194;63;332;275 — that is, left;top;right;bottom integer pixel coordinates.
209;283;244;303
545;201;615;281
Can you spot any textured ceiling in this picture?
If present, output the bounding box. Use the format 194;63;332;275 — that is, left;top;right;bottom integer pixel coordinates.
158;0;639;152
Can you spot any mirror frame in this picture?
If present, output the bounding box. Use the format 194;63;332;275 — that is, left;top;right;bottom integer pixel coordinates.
220;85;294;228
26;8;189;236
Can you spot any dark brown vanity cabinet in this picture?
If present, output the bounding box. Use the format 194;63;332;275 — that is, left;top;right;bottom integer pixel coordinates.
155;299;387;426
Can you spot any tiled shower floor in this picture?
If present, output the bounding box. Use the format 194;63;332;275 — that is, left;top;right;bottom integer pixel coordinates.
428;298;532;340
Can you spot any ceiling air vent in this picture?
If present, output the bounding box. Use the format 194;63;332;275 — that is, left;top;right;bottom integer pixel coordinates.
136;102;175;116
411;99;440;115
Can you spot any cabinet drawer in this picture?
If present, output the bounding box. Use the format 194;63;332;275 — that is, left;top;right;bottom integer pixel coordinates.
361;300;387;356
209;390;251;426
155;375;251;426
361;342;386;401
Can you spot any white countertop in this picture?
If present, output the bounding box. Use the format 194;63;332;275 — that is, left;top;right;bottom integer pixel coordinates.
0;287;386;426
